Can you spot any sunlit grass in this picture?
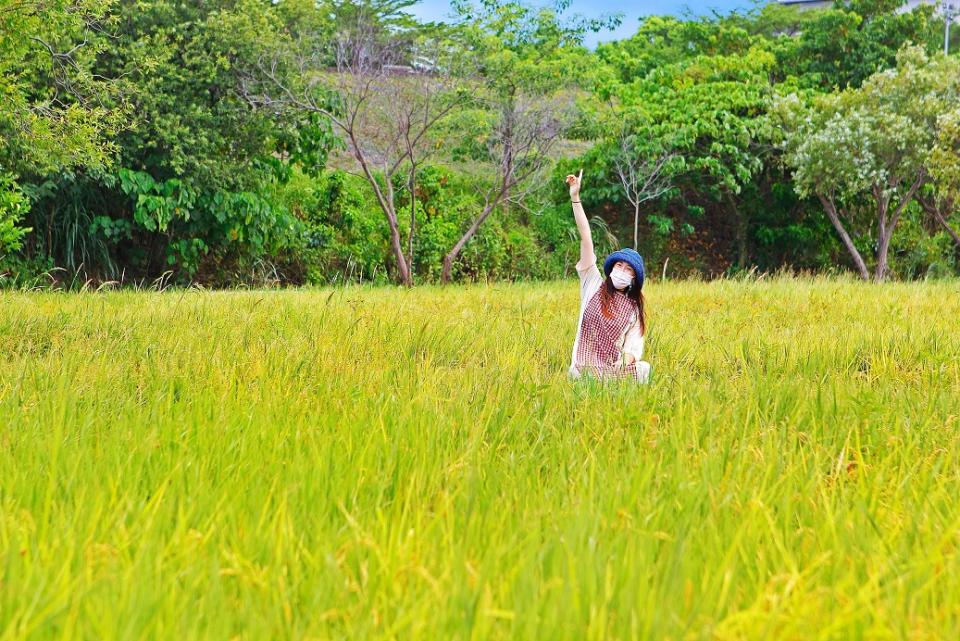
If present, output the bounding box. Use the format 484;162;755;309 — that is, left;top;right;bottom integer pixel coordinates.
2;276;960;640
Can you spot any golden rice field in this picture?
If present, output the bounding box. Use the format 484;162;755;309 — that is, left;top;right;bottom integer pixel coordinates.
2;276;960;640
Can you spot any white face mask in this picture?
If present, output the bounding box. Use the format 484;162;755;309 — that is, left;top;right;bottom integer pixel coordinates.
610;269;633;290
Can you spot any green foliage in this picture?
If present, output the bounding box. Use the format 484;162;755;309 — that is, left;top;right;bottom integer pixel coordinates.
590;40;777;268
890;207;959;278
95;0;286;189
773;46;960;279
745;174;835;271
272;113;341;178
115;168;302;279
774;0;937;90
19;176;122;277
581;1;958;278
6;0;326;283
596;16;757;82
118;170;196;233
0;174;30;254
304;170;392;283
432;0;620;282
0;252;54;288
3;0;960;283
631;46;773;198
270;163;570;284
930;108;960;203
0;0;127;175
89;216;133;244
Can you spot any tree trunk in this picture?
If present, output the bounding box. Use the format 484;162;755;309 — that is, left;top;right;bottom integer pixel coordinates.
442;201;497;284
818;194;870;280
442;104;513;285
387;221;412;286
933;208;960;248
736;214;748;270
874;193;891;282
349;140;412;287
407;164;416;284
729;195;748;269
633;201;640;250
872;174;921;282
874;226;893;282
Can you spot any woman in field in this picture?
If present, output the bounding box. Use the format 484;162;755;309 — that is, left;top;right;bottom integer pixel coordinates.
565;170;651;383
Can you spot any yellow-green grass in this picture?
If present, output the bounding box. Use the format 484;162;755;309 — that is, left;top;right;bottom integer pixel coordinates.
2;277;960;640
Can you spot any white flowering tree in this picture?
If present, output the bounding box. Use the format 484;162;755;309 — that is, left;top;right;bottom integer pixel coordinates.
925;109;960;249
773;47;960;281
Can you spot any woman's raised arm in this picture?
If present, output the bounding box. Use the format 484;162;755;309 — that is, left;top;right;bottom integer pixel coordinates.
565;169;596;271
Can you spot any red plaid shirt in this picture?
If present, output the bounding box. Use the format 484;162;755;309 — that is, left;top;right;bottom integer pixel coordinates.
575;286;640;380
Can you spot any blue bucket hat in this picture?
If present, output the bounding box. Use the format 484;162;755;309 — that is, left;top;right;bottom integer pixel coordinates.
603;248;645;290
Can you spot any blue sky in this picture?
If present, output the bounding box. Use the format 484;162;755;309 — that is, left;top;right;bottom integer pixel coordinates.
408;0;760;47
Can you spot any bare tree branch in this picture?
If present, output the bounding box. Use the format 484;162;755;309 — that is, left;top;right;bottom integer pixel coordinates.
611;124;678;249
441;90;576;282
239;9;464;286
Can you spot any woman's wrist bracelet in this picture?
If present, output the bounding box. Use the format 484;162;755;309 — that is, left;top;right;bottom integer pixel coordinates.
571;199;581;204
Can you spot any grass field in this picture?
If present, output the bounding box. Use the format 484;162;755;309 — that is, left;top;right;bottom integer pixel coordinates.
3;277;960;640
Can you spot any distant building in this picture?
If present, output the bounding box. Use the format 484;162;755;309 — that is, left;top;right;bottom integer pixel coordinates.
777;0;954;12
777;0;831;9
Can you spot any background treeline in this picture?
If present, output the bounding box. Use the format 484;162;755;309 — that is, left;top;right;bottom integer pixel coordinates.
3;0;960;287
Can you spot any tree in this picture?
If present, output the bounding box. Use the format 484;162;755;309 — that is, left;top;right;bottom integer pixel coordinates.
241;1;463;286
606;45;775;270
772;0;936;90
924;108;960;249
609;125;678;250
0;0;130;273
589;1;947;275
774;47;960;281
596;15;756;84
3;0;313;280
440;91;577;282
0;0;126;175
439;0;616;283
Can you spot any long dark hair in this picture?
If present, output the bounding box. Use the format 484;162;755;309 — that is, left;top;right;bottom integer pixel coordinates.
599;275;646;335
